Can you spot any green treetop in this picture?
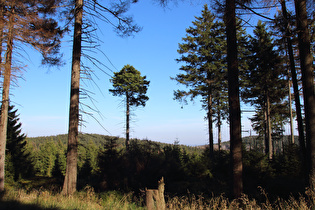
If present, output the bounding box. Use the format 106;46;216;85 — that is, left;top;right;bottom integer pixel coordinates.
109;64;150;150
172;4;228;156
241;21;289;159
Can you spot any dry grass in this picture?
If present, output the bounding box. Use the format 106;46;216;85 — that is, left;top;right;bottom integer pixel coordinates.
0;185;143;210
166;189;314;210
1;186;315;209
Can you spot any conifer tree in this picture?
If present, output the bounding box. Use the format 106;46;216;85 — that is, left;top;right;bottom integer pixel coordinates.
241;21;288;159
294;0;315;190
0;0;63;192
109;65;150;151
4;105;34;181
62;0;141;195
173;5;227;157
225;0;243;197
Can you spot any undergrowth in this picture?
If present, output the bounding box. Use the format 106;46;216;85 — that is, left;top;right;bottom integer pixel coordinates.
0;185;314;209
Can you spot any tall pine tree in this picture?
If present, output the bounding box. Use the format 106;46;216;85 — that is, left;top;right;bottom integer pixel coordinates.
0;0;63;192
241;21;288;159
173;4;228;157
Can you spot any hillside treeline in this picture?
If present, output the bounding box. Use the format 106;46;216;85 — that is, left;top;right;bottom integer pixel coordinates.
7;133;303;200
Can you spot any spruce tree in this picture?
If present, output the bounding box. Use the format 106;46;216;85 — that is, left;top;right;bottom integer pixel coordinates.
62;0;141;195
173;4;228;157
5;105;34;181
241;21;288;159
0;0;64;192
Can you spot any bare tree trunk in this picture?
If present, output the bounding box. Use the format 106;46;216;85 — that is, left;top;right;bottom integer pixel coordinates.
62;0;83;195
225;0;243;198
0;5;14;192
207;90;213;157
266;93;272;159
218;112;222;151
288;79;294;144
0;2;4;75
294;0;315;189
126;92;130;151
280;0;304;148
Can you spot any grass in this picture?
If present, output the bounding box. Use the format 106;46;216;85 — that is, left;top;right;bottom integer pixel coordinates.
1;185;315;209
0;185;144;210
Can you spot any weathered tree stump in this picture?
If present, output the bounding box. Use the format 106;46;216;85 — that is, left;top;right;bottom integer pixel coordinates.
146;177;165;210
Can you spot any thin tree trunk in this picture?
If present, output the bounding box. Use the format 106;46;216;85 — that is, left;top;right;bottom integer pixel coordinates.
62;0;83;195
294;0;315;189
264;105;268;155
126;92;130;151
280;0;304;149
218;112;222;151
288;79;294;144
207;85;213;157
266;93;272;159
0;4;14;192
225;0;243;198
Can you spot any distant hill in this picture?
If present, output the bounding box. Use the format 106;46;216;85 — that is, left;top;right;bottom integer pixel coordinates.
26;133;299;154
26;133;206;155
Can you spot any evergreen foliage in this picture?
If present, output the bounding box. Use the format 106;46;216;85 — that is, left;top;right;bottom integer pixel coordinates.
109;64;150;149
241;21;289;158
109;65;150;107
173;4;228;155
5;105;34;181
19;133;304;199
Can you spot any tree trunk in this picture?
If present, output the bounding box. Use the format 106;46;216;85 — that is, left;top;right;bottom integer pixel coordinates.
207;88;213;157
294;0;315;189
126;92;130;151
218;112;222;151
225;0;243;198
0;5;14;192
62;0;83;195
288;79;294;144
266;93;272;159
0;2;4;74
280;0;304;149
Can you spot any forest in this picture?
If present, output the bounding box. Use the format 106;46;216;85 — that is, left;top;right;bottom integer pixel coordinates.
0;0;315;209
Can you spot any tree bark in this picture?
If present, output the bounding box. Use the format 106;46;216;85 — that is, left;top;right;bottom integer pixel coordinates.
266;93;272;159
288;79;294;144
225;0;243;198
146;177;165;210
218;112;222;151
280;0;304;149
126;92;130;151
62;0;83;195
207;87;214;157
294;0;315;189
0;1;4;74
0;4;14;192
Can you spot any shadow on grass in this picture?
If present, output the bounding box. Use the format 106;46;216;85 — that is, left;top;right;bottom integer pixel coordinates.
0;200;60;210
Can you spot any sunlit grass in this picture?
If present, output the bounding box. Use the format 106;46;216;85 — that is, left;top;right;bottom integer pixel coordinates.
1;185;315;210
0;185;144;210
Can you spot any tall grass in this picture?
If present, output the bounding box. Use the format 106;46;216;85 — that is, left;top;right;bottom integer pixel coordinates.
0;186;144;210
1;186;314;209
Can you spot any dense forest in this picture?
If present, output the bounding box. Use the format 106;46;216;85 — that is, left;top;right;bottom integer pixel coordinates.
0;0;315;208
7;130;304;200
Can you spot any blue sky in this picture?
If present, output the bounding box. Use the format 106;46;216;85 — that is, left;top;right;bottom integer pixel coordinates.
10;0;295;145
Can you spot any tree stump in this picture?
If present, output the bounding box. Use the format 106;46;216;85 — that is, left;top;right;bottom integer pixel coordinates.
146;177;165;210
